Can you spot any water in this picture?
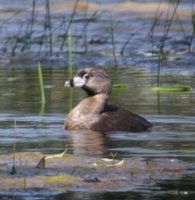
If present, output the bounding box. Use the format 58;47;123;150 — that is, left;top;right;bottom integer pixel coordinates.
0;0;195;73
0;66;195;199
0;0;195;199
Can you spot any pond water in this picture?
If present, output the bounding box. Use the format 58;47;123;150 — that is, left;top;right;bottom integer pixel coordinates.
0;0;195;199
0;66;194;155
0;66;195;199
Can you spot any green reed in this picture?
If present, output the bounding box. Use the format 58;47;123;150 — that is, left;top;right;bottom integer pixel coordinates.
67;30;74;111
38;62;46;105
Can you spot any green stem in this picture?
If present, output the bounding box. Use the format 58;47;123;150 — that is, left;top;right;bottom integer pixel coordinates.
38;62;46;105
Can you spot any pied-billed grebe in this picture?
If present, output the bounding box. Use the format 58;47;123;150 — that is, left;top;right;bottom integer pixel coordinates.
64;67;152;132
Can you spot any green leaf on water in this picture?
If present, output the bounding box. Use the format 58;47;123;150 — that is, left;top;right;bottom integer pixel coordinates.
151;85;192;92
112;84;129;90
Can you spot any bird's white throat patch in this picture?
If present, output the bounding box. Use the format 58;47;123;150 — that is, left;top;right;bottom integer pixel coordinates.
73;76;86;87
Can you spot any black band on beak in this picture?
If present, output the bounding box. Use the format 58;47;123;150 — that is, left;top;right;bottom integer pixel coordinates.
69;79;74;87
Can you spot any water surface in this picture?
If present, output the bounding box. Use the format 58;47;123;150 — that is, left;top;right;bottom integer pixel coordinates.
0;0;195;199
0;66;195;199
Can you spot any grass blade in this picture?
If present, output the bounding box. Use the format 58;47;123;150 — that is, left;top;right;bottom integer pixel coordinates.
38;62;46;105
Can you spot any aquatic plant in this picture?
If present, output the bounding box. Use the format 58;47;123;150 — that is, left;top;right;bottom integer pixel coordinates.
82;0;89;53
67;30;74;111
37;145;68;168
151;85;192;93
149;0;181;86
186;0;195;52
22;0;36;54
110;152;118;159
10;120;17;175
0;0;194;71
60;0;80;52
120;33;134;55
45;0;53;56
112;83;129;90
38;62;46;105
68;30;73;77
110;13;118;67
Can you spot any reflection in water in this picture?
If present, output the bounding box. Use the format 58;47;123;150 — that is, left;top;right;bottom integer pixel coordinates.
156;176;195;199
68;130;107;156
54;191;143;200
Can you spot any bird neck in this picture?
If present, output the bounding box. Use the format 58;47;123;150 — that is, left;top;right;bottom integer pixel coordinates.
79;94;109;115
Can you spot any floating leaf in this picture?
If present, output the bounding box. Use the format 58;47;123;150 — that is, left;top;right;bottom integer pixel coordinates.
112;84;129;90
151;85;192;92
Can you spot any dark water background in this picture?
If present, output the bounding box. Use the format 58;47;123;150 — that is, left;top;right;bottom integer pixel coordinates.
0;0;195;199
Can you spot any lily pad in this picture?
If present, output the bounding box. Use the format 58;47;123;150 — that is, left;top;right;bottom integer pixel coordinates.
151;85;192;92
112;84;129;90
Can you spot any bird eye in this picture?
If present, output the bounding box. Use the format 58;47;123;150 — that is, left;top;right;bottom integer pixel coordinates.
83;73;90;79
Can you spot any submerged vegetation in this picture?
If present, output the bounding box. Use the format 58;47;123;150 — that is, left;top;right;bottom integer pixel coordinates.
0;151;194;194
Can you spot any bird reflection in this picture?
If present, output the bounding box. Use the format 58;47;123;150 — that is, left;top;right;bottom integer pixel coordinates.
68;130;107;156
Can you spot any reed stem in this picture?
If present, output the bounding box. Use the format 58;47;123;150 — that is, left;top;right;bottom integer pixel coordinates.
11;120;17;175
68;30;73;78
110;14;118;67
38;62;46;105
45;0;53;56
67;30;74;111
120;33;134;55
83;0;89;53
60;0;80;52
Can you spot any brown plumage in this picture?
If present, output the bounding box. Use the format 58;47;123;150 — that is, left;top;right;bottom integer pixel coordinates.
64;67;152;132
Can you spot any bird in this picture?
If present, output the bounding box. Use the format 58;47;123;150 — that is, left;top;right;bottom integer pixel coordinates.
64;67;152;132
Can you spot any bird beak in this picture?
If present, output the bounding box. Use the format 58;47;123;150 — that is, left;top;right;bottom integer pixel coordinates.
64;80;72;87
